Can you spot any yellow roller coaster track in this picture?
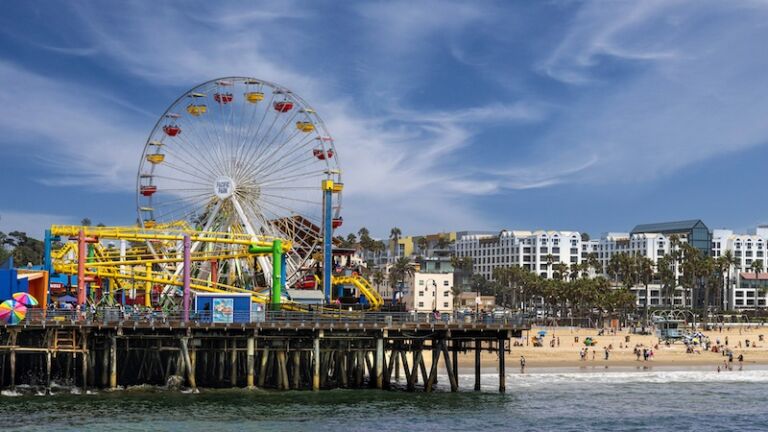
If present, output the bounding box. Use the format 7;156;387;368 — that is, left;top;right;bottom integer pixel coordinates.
50;225;292;252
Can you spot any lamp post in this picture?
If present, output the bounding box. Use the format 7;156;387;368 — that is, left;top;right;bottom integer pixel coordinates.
424;278;438;313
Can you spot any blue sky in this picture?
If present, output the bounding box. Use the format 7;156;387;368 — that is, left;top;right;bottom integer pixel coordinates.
1;1;768;239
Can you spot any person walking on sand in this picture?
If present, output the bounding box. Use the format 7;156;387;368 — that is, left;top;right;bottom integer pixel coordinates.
520;355;526;373
604;347;610;360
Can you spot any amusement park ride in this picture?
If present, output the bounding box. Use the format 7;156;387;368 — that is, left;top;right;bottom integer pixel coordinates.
45;77;382;314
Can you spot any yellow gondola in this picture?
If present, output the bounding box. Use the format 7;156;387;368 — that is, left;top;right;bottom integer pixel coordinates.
146;154;165;164
143;220;157;228
186;104;208;116
332;182;344;193
245;92;265;103
296;121;315;132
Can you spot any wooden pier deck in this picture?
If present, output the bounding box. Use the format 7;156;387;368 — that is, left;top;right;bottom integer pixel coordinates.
0;311;527;393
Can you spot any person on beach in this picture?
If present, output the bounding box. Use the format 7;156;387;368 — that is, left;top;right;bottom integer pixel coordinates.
738;354;744;370
520;356;526;373
604;347;609;360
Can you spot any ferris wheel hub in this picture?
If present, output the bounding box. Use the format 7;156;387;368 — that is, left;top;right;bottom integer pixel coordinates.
214;176;236;200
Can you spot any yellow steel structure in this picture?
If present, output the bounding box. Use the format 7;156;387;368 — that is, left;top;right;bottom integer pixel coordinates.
49;224;308;311
331;275;384;310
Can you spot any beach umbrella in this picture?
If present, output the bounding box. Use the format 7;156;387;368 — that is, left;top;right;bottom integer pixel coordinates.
538;330;547;336
0;300;28;325
12;292;39;307
58;294;77;303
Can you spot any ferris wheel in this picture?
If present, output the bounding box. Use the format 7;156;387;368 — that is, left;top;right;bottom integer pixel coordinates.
137;77;342;289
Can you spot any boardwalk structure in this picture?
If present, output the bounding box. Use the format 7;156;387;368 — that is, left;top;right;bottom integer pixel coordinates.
0;311;525;393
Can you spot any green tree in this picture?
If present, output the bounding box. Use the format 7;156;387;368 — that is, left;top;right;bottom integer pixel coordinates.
6;231;44;266
389;227;402;259
416;236;429;255
388;256;414;291
81;218;92;227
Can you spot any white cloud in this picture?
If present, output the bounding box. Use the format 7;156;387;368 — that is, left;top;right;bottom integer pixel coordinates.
0;62;144;191
0;2;530;237
0;210;77;238
521;1;768;185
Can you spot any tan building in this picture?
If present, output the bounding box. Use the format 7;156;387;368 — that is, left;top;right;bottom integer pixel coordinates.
456;292;496;312
403;272;454;313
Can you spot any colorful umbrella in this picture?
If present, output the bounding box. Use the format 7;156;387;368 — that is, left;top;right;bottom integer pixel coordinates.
12;292;39;307
0;300;27;325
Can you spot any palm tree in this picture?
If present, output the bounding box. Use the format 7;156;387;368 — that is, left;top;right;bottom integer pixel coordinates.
636;256;655;325
544;253;555;277
657;254;676;307
552;262;568;281
389;227;402;260
416;236;429;256
720;250;738;310
372;269;385;294
389;256;414;293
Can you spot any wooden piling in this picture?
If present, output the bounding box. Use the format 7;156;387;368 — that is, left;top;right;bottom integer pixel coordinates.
46;350;52;393
110;336;117;389
375;336;384;389
498;337;506;393
258;347;269;387
230;341;237;386
312;336;320;391
442;341;458;392
474;339;481;391
180;337;196;390
246;337;255;388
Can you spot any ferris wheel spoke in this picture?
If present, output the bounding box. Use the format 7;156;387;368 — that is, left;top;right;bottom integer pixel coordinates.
247;113;304;172
251;133;321;176
180;110;230;177
235;91;278;176
243;104;301;175
244;126;306;179
160;160;216;184
258;169;330;188
256;153;322;184
169;123;225;177
148;175;210;188
155;143;218;181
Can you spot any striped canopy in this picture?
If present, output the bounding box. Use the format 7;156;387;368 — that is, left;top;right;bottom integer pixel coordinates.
12;292;39;307
0;300;27;325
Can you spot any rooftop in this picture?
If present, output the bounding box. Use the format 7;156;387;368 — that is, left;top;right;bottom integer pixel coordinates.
631;219;706;234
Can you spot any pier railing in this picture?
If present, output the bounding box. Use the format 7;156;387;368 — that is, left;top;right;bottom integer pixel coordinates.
17;308;526;327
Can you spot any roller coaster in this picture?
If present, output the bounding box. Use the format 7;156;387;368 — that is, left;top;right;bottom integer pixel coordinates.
45;77;381;315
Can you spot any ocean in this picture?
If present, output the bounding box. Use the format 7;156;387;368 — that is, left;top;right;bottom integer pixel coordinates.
1;367;766;431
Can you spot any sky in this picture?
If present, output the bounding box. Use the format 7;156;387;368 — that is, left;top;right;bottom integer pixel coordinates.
1;0;768;239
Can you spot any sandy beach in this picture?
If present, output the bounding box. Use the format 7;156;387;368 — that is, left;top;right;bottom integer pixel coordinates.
452;325;768;371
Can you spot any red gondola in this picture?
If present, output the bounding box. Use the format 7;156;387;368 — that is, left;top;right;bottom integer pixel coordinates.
163;125;181;136
140;185;157;197
332;217;343;229
214;93;234;104
313;148;334;160
274;101;294;112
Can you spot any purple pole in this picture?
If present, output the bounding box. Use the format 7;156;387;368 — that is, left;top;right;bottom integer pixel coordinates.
183;234;191;322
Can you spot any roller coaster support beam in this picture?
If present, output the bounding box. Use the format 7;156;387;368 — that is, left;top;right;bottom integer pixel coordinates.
77;230;86;305
271;239;283;310
145;263;152;307
322;180;334;303
183;234;191;322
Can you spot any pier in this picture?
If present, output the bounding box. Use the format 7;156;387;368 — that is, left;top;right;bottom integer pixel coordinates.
0;311;525;393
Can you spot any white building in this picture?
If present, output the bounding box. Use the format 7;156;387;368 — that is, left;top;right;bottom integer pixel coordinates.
455;230;584;281
403;272;454;313
712;227;768;310
596;232;690;307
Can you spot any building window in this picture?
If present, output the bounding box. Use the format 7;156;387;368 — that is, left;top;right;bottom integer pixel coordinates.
443;291;449;297
419;280;424;286
443;280;449;286
443;302;449;308
418;302;424;307
418;291;423;297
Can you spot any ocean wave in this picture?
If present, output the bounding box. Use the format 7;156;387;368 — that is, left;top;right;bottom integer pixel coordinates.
453;367;768;389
